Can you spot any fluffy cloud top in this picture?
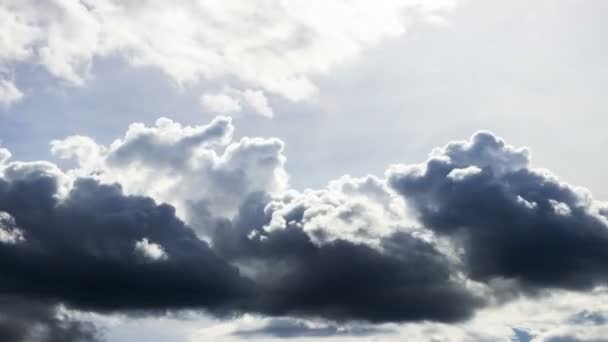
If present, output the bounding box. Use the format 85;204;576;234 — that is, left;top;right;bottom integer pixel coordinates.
51;115;287;233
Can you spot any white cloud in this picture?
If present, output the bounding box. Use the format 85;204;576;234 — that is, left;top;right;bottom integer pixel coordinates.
549;199;572;216
134;238;168;261
242;90;273;118
201;88;274;118
0;211;24;244
446;165;482;181
0;79;23;108
0;0;457;105
51;116;288;234
201;93;242;115
262;174;417;246
0;147;11;164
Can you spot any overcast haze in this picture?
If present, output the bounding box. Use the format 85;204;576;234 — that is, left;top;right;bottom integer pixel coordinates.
1;1;608;341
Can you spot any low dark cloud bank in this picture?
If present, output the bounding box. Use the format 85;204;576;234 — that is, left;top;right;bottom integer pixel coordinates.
0;296;101;342
232;318;393;338
213;192;482;322
1;130;608;340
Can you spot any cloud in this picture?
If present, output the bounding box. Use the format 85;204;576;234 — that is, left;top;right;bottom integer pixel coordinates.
0;148;9;164
0;163;252;314
0;79;23;108
0;211;24;244
567;310;607;325
0;0;457;105
388;131;608;292
201;93;242;115
51;116;287;235
200;88;274;117
232;318;393;338
0;296;102;342
5;117;608;338
3;119;482;324
532;330;608;342
134;238;168;262
242;89;273;118
212;192;483;322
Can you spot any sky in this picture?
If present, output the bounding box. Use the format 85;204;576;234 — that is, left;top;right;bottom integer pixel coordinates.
0;0;608;341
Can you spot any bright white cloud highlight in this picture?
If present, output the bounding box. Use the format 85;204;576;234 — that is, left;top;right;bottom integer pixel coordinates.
242;89;273;118
0;0;457;106
0;211;24;244
134;238;168;261
51;116;288;233
0;147;10;164
201;93;242;115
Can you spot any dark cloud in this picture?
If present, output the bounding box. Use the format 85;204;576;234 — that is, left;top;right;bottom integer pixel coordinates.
0;296;102;342
388;131;608;291
4;128;608;336
232;318;393;338
213;193;483;323
0;169;252;313
0;164;480;329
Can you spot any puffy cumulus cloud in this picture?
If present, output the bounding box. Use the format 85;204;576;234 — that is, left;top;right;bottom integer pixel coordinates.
212;191;483;323
388;131;608;292
0;0;457;106
261;175;416;246
6;117;608;338
51;116;287;233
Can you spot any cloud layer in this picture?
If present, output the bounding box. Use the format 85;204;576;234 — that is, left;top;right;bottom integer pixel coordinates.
0;0;456;108
1;117;608;340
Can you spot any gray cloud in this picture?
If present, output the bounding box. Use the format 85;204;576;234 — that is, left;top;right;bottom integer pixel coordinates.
567;310;607;325
0;296;102;342
388;131;608;291
3;121;608;338
0;163;252;314
232;318;393;338
213;192;483;323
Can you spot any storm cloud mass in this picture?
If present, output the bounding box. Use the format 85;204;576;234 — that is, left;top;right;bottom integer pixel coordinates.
388;132;608;291
0;118;608;340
